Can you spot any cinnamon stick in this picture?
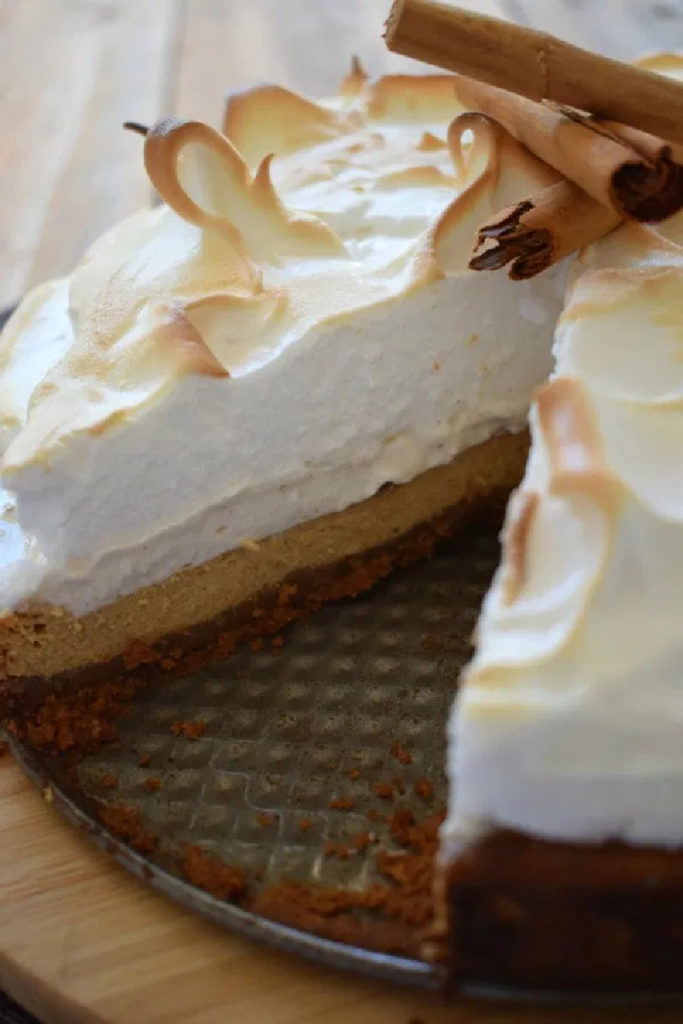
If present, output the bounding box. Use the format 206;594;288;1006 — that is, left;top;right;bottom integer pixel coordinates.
469;180;621;280
385;0;683;146
450;76;683;222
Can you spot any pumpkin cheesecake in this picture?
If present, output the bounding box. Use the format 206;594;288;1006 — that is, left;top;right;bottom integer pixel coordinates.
3;49;683;997
0;68;566;703
439;208;683;992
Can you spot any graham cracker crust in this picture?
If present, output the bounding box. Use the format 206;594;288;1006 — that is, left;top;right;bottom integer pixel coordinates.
1;430;528;739
3;488;509;752
438;828;683;992
246;809;444;958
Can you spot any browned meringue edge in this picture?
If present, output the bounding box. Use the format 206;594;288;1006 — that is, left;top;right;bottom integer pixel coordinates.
144;117;345;259
496;375;623;614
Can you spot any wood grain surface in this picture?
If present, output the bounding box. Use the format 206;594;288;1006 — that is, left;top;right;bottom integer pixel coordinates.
4;758;683;1024
1;2;683;1022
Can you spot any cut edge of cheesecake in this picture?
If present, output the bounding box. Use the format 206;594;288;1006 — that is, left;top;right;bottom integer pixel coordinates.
0;430;527;729
433;829;683;994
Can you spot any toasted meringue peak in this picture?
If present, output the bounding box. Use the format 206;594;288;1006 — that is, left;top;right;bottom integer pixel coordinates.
417;130;448;152
144;117;345;261
223;84;362;167
365;74;460;121
3;68;566;476
537;376;621;508
0;279;72;451
433;113;560;274
634;51;683;81
447;209;683;849
340;56;370;99
0;67;568;613
498;489;538;606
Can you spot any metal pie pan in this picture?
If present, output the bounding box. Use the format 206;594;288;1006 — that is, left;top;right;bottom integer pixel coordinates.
2;389;680;1000
7;733;438;988
4;527;502;989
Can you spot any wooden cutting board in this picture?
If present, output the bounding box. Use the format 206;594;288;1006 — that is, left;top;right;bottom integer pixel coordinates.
3;753;682;1024
2;2;682;1022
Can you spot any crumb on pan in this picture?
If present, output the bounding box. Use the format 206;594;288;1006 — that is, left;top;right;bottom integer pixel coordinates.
171;719;206;740
328;796;356;811
182;845;248;901
99;803;157;854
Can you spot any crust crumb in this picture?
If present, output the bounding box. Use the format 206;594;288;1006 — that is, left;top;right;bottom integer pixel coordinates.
414;778;434;801
99;803;157;853
182;845;247;901
171;719;206;740
123;642;158;670
249;813;443;955
324;841;350;859
351;831;371;851
390;741;413;765
328;796;355;811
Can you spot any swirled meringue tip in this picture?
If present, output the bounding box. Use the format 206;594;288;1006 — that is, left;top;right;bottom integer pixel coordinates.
0;61;568;615
446;209;683;849
0;64;563;476
635;51;683;81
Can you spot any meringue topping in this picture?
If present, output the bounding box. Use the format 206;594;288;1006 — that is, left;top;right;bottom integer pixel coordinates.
446;211;683;849
0;65;566;615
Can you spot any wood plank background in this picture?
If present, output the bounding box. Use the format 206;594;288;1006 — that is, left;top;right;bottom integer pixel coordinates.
1;1;683;1022
2;0;683;311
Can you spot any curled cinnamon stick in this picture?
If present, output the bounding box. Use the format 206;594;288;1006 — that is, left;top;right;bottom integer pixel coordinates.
385;0;683;147
469;180;621;280
452;76;683;222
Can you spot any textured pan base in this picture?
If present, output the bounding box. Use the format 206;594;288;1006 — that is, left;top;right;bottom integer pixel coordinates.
1;430;528;711
439;828;683;992
6;523;506;983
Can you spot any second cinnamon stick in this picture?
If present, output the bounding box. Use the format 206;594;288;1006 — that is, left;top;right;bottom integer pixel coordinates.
451;75;683;222
385;0;683;146
469;181;621;280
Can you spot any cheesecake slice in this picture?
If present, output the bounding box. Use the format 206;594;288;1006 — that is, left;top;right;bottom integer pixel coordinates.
439;208;683;992
0;68;566;704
